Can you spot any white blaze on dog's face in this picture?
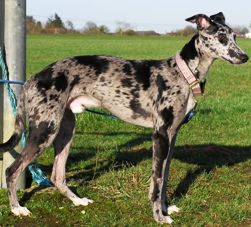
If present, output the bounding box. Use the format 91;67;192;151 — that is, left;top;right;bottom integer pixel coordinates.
186;12;249;64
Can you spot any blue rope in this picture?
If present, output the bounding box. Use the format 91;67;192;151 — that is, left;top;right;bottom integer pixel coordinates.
0;79;25;85
28;163;53;186
85;108;117;119
0;51;27;148
0;50;18;117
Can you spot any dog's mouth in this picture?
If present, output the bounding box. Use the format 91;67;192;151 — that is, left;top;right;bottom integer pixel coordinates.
222;54;249;64
222;57;234;64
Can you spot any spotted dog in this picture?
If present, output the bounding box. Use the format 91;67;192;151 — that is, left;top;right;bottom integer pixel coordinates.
0;13;248;224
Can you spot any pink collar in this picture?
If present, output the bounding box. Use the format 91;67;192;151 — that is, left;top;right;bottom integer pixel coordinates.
175;53;202;96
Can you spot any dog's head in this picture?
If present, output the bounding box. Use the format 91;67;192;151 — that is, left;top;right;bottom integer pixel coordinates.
186;12;249;64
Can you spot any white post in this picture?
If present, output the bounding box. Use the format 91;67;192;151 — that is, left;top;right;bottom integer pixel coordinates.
0;0;5;188
1;0;26;189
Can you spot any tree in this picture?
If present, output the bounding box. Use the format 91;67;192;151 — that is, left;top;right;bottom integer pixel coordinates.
168;26;196;36
83;21;98;33
98;25;109;34
26;16;43;33
45;13;65;33
65;20;75;32
82;21;109;34
26;16;36;33
35;21;43;33
233;26;249;36
115;21;134;35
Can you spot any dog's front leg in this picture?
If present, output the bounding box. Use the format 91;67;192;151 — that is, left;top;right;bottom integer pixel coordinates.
149;125;179;224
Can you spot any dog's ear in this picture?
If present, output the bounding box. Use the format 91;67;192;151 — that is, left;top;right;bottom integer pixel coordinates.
210;12;225;24
186;14;212;30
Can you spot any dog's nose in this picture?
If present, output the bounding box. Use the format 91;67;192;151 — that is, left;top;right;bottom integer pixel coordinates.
240;54;249;63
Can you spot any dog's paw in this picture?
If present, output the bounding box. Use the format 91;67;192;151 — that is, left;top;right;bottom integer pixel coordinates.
11;206;31;216
72;197;93;206
153;201;175;224
154;214;174;224
167;205;180;215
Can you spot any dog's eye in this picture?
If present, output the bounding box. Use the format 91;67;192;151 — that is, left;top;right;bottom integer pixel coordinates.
218;34;228;45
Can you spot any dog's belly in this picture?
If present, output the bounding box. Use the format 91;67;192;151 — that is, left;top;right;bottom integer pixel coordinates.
122;116;153;128
100;100;153;128
67;96;153;128
107;109;153;128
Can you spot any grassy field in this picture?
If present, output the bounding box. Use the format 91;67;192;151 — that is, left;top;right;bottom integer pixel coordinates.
0;34;251;226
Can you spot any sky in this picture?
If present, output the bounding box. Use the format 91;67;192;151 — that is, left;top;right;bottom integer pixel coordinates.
27;0;251;34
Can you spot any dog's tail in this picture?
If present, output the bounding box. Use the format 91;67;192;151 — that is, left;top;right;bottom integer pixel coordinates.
0;88;26;152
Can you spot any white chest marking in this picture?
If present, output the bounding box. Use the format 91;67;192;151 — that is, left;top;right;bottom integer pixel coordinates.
185;93;196;115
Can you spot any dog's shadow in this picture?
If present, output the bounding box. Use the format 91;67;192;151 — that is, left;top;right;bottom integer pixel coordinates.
66;131;152;182
172;144;251;200
20;132;251;206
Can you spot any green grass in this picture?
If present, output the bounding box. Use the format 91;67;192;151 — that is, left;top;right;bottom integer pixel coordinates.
1;34;251;226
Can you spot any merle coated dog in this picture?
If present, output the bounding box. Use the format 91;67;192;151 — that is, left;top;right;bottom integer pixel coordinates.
0;12;248;224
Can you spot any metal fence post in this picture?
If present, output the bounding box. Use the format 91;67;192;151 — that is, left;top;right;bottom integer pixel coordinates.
1;0;26;189
0;0;4;188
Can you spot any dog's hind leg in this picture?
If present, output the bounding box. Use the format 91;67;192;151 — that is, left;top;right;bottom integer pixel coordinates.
6;143;39;216
51;108;93;206
6;119;60;216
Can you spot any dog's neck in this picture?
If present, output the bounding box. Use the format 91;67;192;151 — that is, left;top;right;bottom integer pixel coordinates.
180;34;215;83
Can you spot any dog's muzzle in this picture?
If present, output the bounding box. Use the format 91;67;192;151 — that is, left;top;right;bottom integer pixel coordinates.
240;54;249;63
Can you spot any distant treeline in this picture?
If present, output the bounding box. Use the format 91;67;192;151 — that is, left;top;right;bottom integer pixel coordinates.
27;14;249;37
27;14;160;35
